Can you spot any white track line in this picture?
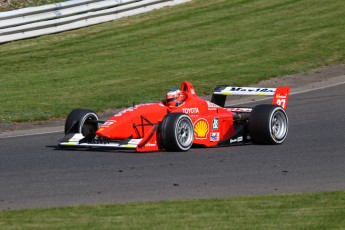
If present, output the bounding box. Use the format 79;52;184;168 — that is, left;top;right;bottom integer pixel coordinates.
0;129;63;139
290;79;345;95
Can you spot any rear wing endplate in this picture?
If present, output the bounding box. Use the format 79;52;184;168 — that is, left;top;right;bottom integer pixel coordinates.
211;86;290;109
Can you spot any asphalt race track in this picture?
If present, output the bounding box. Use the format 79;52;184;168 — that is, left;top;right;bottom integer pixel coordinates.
1;83;345;210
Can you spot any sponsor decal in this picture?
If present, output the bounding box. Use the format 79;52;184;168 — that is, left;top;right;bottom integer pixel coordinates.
227;108;252;113
145;142;157;147
128;139;142;145
227;87;275;93
182;107;200;114
70;137;81;141
194;118;209;139
276;93;287;99
210;132;220;141
102;121;116;127
114;107;135;117
212;118;219;130
114;103;155;117
230;136;243;144
206;101;221;110
69;134;84;142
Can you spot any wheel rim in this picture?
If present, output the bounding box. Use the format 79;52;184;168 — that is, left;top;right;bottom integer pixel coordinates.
80;114;98;139
176;118;193;148
271;110;287;140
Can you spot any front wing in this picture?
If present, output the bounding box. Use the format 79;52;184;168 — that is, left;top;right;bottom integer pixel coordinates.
59;133;159;152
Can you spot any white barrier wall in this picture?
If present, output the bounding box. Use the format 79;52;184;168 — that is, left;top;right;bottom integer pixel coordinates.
0;0;190;43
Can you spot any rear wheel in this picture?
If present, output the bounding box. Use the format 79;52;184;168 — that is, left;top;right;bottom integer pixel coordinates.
160;113;194;151
64;109;99;140
248;104;288;144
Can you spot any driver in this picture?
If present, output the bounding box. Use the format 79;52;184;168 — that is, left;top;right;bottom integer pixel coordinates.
165;88;185;108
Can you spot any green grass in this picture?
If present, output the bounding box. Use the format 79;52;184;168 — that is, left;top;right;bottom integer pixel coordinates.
0;0;66;11
0;191;344;229
0;0;344;122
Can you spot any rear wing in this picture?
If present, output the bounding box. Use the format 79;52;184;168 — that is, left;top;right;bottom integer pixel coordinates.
211;86;290;110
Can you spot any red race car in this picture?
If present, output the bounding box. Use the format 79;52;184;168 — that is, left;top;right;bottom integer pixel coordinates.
59;81;290;152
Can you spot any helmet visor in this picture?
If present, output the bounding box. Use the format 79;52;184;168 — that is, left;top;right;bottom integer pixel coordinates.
166;97;177;103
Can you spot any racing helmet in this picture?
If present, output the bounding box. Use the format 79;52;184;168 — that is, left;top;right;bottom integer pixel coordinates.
166;88;184;108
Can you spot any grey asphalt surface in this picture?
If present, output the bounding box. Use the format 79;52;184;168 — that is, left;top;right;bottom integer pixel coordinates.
1;83;345;210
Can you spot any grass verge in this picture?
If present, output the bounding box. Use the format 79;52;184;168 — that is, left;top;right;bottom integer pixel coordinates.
0;191;344;229
0;0;65;12
0;0;344;122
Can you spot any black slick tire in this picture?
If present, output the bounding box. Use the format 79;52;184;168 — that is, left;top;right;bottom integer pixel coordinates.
160;113;194;152
248;104;288;144
64;108;99;140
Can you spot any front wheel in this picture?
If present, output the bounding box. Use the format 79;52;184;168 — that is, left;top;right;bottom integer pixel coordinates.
64;108;99;140
248;104;288;144
160;113;194;152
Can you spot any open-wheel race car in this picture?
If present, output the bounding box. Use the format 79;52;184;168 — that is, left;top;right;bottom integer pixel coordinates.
59;81;290;152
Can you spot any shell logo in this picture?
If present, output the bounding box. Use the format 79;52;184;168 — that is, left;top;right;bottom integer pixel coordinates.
194;119;209;139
